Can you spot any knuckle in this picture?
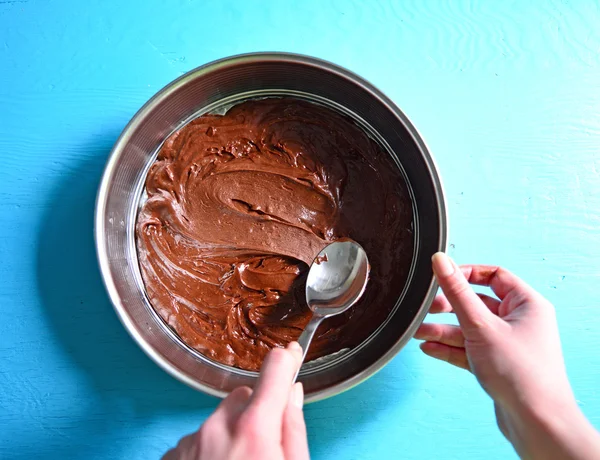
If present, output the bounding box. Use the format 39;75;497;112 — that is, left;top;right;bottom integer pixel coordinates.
430;324;444;342
509;289;531;305
530;296;555;315
496;266;510;279
469;320;503;343
447;277;470;297
235;408;264;437
198;418;218;443
468;316;490;331
536;295;555;311
449;328;465;346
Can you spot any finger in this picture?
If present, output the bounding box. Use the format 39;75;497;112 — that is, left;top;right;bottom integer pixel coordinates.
282;383;309;460
460;265;536;300
248;342;303;420
175;389;253;460
419;341;470;370
429;293;501;316
432;253;500;337
415;323;464;347
428;294;453;313
477;293;501;315
161;431;199;460
213;386;253;430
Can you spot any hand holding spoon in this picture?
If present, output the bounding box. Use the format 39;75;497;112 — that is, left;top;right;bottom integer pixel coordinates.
293;240;370;381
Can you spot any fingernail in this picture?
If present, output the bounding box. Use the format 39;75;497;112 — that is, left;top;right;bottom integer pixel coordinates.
290;382;304;409
432;252;454;277
287;341;303;361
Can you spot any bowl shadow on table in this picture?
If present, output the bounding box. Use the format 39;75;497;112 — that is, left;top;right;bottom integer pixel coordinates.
34;133;219;458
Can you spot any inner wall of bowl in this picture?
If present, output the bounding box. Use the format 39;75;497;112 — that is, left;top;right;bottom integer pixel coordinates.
100;56;444;401
131;89;419;377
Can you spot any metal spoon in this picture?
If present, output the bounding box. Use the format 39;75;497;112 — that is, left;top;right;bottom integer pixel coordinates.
293;240;370;381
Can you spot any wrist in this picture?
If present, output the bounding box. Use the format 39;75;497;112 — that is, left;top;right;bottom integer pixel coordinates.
509;396;600;460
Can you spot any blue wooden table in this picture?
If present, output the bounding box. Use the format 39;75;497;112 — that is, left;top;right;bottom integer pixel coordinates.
2;1;599;459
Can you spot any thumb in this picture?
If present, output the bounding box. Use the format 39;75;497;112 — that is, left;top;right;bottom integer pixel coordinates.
432;253;500;339
282;383;309;460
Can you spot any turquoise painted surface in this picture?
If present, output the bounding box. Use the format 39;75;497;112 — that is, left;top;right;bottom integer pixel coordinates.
1;1;599;459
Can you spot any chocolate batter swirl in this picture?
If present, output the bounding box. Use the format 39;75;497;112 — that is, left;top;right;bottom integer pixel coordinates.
137;98;413;371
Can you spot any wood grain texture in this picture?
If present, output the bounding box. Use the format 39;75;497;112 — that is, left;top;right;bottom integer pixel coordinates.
1;1;599;459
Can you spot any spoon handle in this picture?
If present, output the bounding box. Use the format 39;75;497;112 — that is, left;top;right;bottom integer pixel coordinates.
293;314;325;383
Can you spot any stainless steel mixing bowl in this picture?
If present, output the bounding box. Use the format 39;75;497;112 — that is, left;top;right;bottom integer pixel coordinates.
95;52;447;402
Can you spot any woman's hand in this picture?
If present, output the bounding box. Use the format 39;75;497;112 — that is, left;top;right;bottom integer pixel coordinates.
416;252;600;459
163;342;309;460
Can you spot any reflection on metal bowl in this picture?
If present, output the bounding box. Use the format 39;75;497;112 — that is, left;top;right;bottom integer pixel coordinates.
95;53;447;403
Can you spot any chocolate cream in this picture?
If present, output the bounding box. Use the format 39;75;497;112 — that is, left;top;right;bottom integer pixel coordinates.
136;98;413;371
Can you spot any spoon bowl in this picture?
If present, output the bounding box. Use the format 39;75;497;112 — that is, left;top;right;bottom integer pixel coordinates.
294;240;370;379
306;240;370;316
